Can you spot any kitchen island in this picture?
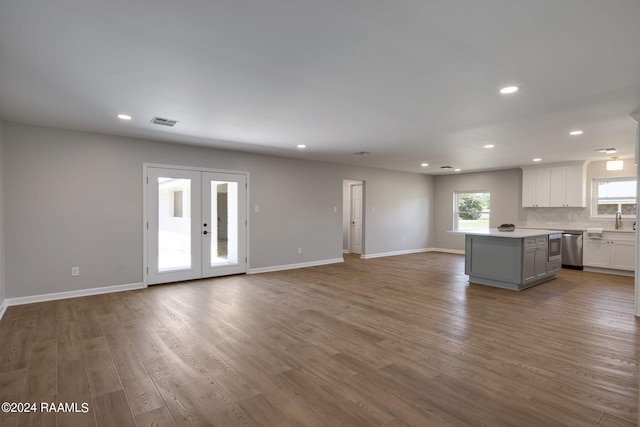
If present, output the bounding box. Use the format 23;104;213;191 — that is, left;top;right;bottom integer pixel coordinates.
463;228;561;290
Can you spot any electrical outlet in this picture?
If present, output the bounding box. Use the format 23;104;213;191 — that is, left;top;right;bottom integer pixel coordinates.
71;267;79;277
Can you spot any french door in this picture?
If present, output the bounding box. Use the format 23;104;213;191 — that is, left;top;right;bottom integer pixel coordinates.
146;166;247;285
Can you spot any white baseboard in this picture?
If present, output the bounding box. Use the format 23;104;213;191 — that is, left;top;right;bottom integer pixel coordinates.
583;266;635;277
4;282;146;308
361;248;465;259
430;248;465;255
0;299;7;321
361;248;432;259
248;258;344;274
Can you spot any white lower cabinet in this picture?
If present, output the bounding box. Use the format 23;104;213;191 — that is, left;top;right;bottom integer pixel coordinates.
584;233;636;272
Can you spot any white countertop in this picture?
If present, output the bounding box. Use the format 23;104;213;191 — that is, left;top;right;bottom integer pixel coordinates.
451;228;558;238
519;226;636;234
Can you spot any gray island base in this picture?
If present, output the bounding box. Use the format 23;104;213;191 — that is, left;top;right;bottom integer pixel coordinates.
463;229;561;291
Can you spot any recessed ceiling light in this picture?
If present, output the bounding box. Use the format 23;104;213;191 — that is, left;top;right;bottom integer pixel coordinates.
117;114;132;120
533;158;542;162
454;169;461;172
569;130;583;136
421;163;429;167
483;144;495;149
297;144;306;149
499;85;520;94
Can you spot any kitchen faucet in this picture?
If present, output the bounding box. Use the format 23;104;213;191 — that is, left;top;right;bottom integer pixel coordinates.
615;211;622;229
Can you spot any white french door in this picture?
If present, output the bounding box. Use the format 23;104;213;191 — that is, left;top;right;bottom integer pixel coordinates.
146;166;247;285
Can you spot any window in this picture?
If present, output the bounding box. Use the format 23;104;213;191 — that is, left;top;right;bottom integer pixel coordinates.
173;190;184;217
454;191;490;230
592;177;636;217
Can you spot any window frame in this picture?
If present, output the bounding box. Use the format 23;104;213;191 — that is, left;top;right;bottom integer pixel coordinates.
453;190;491;231
591;176;637;218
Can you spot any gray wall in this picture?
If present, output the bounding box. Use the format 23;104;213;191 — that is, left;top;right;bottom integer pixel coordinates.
433;169;526;251
2;121;434;299
0;119;5;307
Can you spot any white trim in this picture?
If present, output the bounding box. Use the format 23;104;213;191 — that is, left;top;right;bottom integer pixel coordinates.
431;248;465;255
248;258;344;274
0;299;7;321
361;248;432;259
583;266;635;277
4;282;146;307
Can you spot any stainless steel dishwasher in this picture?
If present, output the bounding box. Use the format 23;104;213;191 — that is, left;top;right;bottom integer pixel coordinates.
561;230;583;269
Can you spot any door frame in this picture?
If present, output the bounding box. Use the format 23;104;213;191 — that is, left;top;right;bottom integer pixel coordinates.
143;163;250;287
342;179;365;257
350;183;363;254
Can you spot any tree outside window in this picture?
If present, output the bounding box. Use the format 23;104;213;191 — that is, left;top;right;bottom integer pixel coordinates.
454;191;490;230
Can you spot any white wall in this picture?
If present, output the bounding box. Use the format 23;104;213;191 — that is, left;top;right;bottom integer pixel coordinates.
433;169;526;251
0;120;6;315
3;121;434;299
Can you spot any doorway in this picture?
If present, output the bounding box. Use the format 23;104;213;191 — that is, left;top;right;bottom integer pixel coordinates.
145;165;248;285
343;180;364;255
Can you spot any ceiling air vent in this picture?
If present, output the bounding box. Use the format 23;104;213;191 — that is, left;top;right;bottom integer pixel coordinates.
353;151;371;155
150;117;178;127
440;165;453;169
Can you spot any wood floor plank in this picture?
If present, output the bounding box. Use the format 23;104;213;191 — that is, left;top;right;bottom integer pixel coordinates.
135;405;178;427
0;369;27;427
106;341;166;416
56;359;96;427
142;356;213;426
92;389;137;427
81;337;122;398
0;252;637;425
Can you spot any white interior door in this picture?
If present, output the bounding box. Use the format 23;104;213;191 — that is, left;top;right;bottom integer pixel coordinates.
147;167;247;285
350;184;363;254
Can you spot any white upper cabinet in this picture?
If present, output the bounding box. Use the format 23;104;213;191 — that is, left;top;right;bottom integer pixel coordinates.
522;162;587;208
522;168;551;207
549;164;587;207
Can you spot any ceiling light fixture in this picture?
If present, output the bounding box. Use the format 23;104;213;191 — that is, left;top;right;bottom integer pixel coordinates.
297;144;306;149
569;130;583;136
421;163;429;167
533;158;542;162
596;147;618;154
454;169;461;172
499;85;520;94
606;156;624;171
483;144;495;149
117;114;132;120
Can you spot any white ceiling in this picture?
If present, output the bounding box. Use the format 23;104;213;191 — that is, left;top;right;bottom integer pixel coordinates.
1;0;639;174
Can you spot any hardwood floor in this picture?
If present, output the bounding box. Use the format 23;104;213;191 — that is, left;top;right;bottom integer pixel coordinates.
0;252;638;426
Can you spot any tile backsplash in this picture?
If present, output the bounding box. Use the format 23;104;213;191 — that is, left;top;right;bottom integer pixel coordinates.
524;207;636;231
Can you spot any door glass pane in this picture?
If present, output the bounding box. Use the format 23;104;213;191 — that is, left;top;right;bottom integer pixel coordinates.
158;177;191;271
210;181;238;266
